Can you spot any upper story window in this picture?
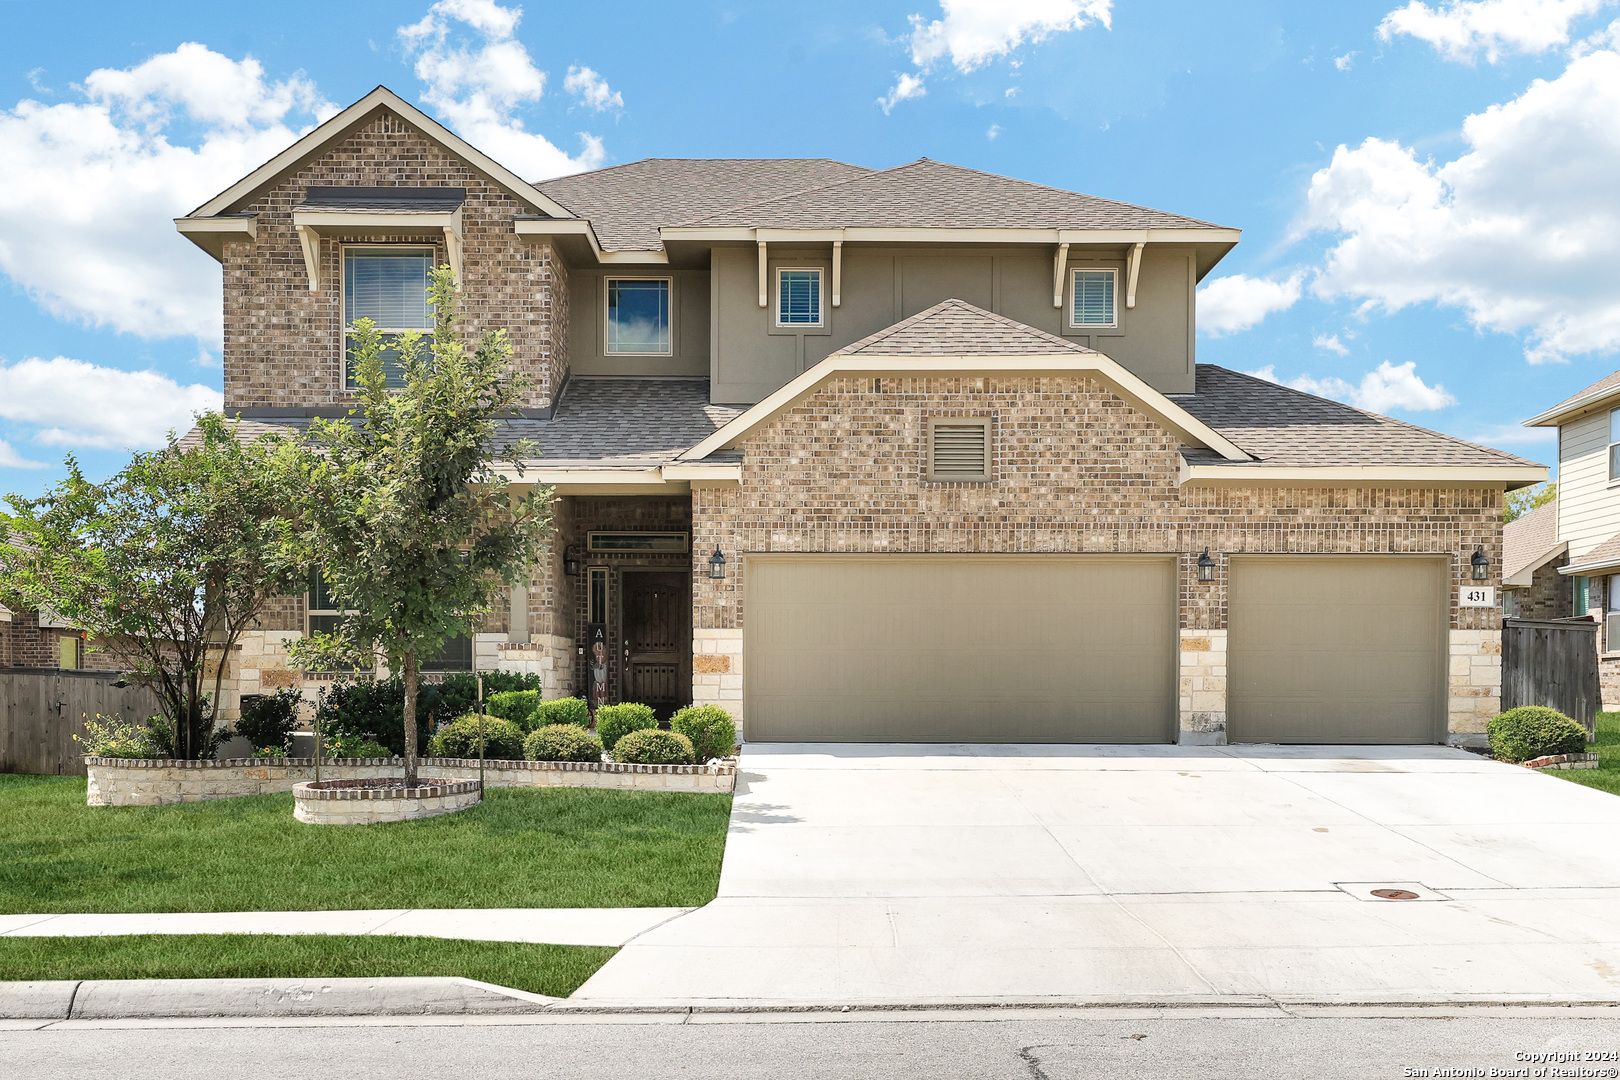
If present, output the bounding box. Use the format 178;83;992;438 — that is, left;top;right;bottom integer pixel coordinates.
777;268;823;326
1608;408;1620;480
1070;268;1117;328
344;246;434;389
606;278;671;354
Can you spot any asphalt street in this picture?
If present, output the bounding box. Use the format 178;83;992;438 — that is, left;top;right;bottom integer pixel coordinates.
4;1008;1620;1079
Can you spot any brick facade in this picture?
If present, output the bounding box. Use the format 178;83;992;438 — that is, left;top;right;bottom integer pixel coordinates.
1511;556;1571;620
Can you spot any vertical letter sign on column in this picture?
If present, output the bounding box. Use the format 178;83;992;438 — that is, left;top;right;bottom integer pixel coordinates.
587;623;609;713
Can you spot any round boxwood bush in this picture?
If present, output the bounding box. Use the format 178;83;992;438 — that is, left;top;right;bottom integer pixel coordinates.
486;690;541;730
525;723;603;763
1487;706;1589;763
594;702;657;753
426;714;526;761
534;696;591;729
670;705;737;763
612;728;695;766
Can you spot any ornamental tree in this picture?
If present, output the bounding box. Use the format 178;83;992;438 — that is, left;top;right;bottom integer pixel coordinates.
273;266;553;784
0;414;305;758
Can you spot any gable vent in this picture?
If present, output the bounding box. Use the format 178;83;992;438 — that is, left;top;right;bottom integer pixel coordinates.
929;419;990;481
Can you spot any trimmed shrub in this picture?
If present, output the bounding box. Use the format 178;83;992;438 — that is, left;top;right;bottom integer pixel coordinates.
486;690;541;730
316;678;428;757
235;687;302;751
429;671;543;725
612;728;695;766
525;724;604;763
595;702;657;753
426;714;526;760
670;705;737;763
1488;706;1589;763
533;697;591;729
322;733;392;760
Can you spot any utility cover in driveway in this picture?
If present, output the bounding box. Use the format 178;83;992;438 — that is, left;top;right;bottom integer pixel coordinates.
1227;555;1448;744
744;554;1176;742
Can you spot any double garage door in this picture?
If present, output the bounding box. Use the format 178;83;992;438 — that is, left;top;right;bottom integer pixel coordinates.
744;554;1447;744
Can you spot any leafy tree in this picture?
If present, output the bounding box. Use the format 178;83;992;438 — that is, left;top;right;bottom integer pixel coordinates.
0;415;304;758
1505;481;1556;523
274;267;553;784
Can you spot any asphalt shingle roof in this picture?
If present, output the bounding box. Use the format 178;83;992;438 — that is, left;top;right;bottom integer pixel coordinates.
1504;499;1561;581
1572;531;1620;570
681;158;1229;232
839;298;1095;357
1173;366;1538;469
535;159;871;251
1542;368;1620;418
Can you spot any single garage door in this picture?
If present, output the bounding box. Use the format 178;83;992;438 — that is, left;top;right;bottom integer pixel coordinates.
744;554;1176;742
1227;556;1447;744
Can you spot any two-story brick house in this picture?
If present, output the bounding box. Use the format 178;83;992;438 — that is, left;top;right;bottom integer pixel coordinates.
1507;370;1620;705
176;87;1543;747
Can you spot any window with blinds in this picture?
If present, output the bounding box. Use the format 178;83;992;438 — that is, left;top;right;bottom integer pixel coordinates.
927;417;991;482
1070;268;1117;328
344;246;434;389
777;268;822;326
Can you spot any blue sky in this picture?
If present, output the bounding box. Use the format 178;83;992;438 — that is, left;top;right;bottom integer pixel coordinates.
2;0;1618;497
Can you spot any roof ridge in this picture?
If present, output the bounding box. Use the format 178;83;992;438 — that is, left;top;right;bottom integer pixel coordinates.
838;298;1092;356
1200;365;1537;467
667;159;907;228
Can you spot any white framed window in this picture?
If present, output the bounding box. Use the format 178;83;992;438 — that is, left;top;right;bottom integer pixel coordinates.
1608;409;1620;481
927;417;992;483
606;278;672;355
305;567;350;640
1070;268;1117;328
342;245;435;390
588;567;609;625
776;268;823;327
586;531;689;553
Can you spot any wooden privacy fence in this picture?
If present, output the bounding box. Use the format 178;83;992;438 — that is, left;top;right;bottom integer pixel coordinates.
1502;617;1600;737
0;669;161;776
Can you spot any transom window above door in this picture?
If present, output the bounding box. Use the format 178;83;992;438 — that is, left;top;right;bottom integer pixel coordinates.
1070;268;1117;328
344;246;435;389
606;278;671;354
777;268;823;326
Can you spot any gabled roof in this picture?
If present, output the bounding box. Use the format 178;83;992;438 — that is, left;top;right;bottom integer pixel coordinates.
683;299;1251;462
841;298;1094;357
181;86;574;222
677;158;1230;232
1174;367;1540;470
1504;499;1564;586
536;159;872;252
1524;368;1620;428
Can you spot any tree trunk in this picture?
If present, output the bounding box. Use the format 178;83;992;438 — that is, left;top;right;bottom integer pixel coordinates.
402;649;419;786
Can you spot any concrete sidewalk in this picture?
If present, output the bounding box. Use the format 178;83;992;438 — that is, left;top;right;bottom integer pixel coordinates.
0;908;690;948
572;743;1620;1007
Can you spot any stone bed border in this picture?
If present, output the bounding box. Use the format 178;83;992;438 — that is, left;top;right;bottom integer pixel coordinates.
1523;752;1601;771
293;777;485;825
84;754;738;807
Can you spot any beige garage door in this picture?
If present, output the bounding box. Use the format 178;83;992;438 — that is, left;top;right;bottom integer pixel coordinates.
1227;556;1447;744
744;555;1176;742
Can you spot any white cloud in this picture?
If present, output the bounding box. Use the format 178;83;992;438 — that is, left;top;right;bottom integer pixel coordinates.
883;0;1109;110
1301;48;1620;363
1335;51;1359;70
1196;272;1305;336
563;66;622;112
986;123;1001;139
879;72;928;113
0;440;46;470
1377;0;1611;63
399;0;605;179
0;356;221;451
1314;333;1350;355
1247;360;1457;412
0;43;334;349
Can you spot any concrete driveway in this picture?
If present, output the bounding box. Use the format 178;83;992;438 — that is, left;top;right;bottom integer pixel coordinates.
572;744;1620;1007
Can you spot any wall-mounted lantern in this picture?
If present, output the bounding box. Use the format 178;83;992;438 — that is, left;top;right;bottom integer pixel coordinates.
1470;546;1489;581
1196;548;1216;583
708;547;728;580
563;545;582;578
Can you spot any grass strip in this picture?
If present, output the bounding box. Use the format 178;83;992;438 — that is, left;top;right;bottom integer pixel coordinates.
1543;710;1620;797
0;934;616;998
0;777;731;913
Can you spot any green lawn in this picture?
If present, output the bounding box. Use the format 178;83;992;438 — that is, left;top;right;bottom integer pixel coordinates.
0;934;614;997
1546;710;1620;797
0;775;731;913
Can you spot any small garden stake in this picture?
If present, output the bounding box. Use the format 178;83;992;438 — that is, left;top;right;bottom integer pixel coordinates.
477;674;485;787
314;686;324;784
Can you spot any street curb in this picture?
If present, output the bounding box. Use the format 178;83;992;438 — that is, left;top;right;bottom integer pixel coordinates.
0;978;558;1019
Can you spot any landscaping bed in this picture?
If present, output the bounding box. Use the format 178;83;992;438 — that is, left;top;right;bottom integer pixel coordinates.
0;774;731;913
0;934;614;997
1543;710;1620;797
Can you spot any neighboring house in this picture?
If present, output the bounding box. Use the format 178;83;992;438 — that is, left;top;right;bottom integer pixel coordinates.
1516;370;1620;706
174;86;1545;747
